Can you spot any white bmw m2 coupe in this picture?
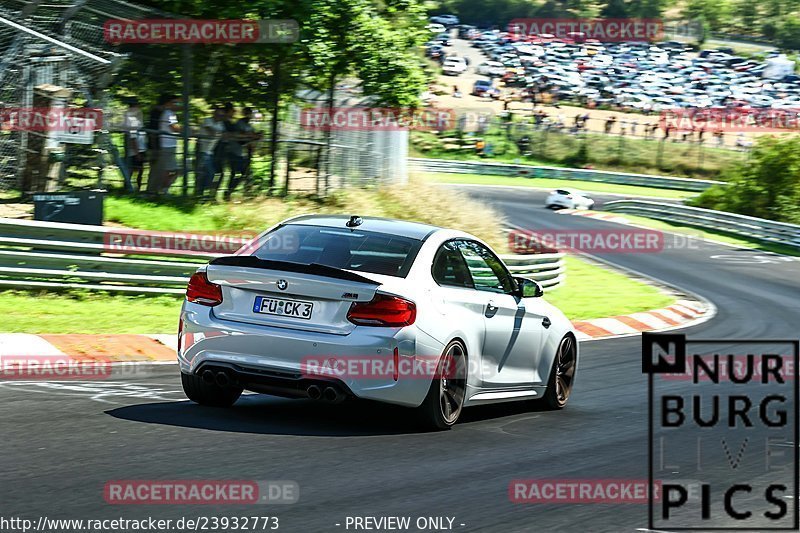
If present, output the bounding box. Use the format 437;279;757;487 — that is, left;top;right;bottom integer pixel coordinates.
178;215;578;429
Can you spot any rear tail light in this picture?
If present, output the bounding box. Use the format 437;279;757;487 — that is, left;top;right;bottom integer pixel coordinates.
347;294;416;327
186;272;223;306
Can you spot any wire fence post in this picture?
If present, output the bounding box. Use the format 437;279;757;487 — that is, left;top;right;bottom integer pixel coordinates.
181;44;192;197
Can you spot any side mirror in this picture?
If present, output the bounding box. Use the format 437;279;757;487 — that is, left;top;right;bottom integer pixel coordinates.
514;276;544;298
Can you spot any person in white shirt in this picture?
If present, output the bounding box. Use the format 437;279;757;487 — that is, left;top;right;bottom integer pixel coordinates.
122;98;147;192
151;94;181;194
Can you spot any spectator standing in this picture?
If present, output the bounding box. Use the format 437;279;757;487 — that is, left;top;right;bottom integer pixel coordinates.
227;107;262;197
476;114;488;134
215;102;237;197
122;98;147;192
604;116;616;134
150;94;181;194
196;106;226;197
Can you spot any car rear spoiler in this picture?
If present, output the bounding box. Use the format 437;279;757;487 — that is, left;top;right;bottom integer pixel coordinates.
209;255;380;285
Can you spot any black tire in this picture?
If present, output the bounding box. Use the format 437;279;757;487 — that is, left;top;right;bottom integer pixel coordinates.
181;372;243;407
416;340;468;430
541;335;577;410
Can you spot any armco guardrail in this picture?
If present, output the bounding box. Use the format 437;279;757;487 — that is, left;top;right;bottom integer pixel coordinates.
503;253;565;290
0;218;565;293
603;200;800;248
409;158;724;192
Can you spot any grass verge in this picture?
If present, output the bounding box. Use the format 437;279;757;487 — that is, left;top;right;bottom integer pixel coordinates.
410;127;746;179
103;179;507;250
417;172;696;200
544;256;676;321
0;290;183;334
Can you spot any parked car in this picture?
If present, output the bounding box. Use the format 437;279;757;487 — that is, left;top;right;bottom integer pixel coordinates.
472;79;499;98
430;14;459;26
435;33;452;46
442;57;468;75
426;45;445;60
477;60;506;77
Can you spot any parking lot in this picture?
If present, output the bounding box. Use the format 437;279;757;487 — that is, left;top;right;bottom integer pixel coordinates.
426;28;800;148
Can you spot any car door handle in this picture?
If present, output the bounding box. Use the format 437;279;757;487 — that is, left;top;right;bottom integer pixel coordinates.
486;300;498;315
542;316;551;329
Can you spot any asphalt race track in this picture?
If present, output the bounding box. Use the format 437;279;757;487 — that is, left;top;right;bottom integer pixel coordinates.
2;184;798;532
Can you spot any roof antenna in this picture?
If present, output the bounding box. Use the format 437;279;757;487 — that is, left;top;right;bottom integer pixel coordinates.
346;215;363;229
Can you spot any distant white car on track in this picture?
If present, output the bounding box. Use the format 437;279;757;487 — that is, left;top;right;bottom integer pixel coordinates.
178;215;578;430
545;189;595;210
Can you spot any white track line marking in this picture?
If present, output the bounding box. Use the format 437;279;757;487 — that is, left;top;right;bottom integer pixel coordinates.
0;334;65;356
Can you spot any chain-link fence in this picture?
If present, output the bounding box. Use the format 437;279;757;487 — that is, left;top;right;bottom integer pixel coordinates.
0;0;129;193
0;0;409;197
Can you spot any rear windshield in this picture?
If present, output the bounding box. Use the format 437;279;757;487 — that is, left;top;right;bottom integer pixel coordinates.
252;224;423;278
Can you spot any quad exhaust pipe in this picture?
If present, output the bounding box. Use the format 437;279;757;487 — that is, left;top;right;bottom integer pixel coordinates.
305;384;344;403
323;386;344;404
201;367;344;401
306;384;322;400
201;369;235;388
215;371;231;387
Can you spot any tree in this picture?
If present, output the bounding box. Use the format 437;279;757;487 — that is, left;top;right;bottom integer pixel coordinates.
692;136;800;224
777;16;800;50
682;0;732;31
600;0;629;18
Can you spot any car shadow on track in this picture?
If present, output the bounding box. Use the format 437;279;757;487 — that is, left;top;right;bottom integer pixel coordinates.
106;394;556;437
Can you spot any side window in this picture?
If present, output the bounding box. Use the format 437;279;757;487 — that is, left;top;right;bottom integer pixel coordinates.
432;241;474;288
456;240;515;294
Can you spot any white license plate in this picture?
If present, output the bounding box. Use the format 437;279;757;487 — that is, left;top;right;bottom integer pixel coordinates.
253;296;314;320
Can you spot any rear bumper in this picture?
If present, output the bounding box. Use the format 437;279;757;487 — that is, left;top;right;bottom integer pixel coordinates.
193;360;353;400
179;301;444;408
